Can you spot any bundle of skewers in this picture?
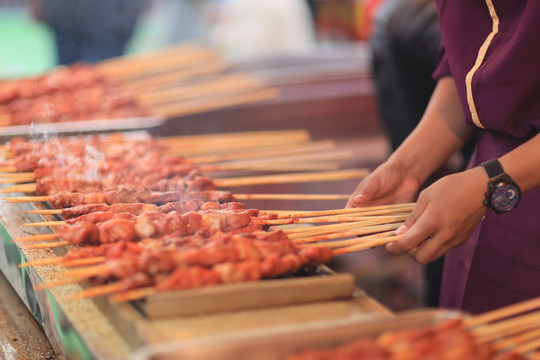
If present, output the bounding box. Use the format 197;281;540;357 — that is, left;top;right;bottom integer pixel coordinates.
0;130;411;303
0;44;277;126
286;297;540;360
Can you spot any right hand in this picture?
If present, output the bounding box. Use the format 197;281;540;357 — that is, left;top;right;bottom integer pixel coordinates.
346;161;421;208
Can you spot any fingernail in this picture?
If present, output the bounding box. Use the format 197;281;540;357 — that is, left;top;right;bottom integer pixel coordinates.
352;194;364;203
395;225;407;235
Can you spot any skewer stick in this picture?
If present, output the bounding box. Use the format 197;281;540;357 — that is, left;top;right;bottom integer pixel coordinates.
1;183;36;193
186;140;335;164
284;222;365;237
25;209;62;215
492;327;540;351
160;129;310;143
252;215;403;226
24;221;66;227
302;230;397;248
61;265;109;279
259;203;415;217
20;241;68;249
472;310;540;341
110;287;157;302
152;88;278;119
293;223;402;244
13;233;58;242
513;336;540;355
466;297;540;327
332;234;402;254
36;277;85;290
20;257;105;268
0;174;36;184
70;283;122;300
214;169;370;187
0;166;17;172
235;194;349;201
4;195;49;203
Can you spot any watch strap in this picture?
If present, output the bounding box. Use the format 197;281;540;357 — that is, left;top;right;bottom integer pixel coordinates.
481;159;506;182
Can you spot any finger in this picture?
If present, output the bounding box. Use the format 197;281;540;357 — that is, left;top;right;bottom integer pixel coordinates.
385;203;432;255
409;234;452;265
347;176;382;208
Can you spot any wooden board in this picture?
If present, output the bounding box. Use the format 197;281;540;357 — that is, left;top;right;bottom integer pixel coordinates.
144;273;355;318
132;309;463;360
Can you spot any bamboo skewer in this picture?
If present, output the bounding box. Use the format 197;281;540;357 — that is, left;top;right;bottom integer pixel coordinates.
235;194;349;201
259;203;415;217
20;241;68;249
492;326;540;351
19;257;106;268
110;287;156;302
214;169;370;187
472;310;540;341
151;88;278;119
70;283;123;300
13;233;57;242
466;297;540;327
332;235;402;254
292;223;402;244
315;230;398;249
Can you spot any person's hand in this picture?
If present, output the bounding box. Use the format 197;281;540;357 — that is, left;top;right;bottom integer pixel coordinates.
347;162;421;208
386;167;488;264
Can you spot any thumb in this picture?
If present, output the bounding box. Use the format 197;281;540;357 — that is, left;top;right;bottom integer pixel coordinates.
349;177;379;207
386;202;424;252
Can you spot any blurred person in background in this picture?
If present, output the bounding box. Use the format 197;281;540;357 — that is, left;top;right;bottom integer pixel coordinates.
369;0;475;307
29;0;147;65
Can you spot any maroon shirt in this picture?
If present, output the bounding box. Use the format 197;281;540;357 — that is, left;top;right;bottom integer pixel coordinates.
433;0;540;314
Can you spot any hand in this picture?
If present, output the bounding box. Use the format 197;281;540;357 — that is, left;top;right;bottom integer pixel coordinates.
386;167;488;264
347;162;421;208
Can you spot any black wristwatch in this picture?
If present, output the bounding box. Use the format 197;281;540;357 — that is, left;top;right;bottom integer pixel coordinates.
480;159;521;214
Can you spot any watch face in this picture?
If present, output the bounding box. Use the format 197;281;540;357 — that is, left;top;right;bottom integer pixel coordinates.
491;182;520;213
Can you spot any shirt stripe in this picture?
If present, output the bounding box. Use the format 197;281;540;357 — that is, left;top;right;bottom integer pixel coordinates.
465;0;500;129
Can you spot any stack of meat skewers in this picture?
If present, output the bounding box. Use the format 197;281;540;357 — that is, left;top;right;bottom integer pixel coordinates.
0;44;277;127
0;131;411;302
286;297;540;360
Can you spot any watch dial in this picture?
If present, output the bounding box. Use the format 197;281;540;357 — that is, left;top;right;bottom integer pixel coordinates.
491;183;520;212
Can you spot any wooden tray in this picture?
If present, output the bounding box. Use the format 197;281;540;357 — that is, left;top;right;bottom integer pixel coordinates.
139;270;355;319
131;309;464;360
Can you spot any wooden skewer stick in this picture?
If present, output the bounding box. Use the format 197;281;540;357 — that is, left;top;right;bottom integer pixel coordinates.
301;230;397;249
19;241;68;249
186;140;335;164
214;169;370;187
61;265;109;279
110;287;157;303
284;222;365;237
332;234;403;255
0;172;35;178
4;195;49;203
492;326;540;351
513;336;540;355
13;233;58;242
70;283;122;301
260;203;415;217
235;194;350;201
293;223;402;244
25;209;62;215
36;279;80;290
1;184;36;193
252;215;402;226
0;166;17;173
24;221;66;227
0;176;36;185
472;310;540;341
160;129;310;143
466;297;540;327
20;257;105;268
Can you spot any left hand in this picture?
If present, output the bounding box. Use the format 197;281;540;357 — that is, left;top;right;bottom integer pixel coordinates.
386;167;489;264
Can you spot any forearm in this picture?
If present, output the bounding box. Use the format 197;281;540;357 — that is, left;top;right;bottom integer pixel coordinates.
499;133;540;192
388;76;477;184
